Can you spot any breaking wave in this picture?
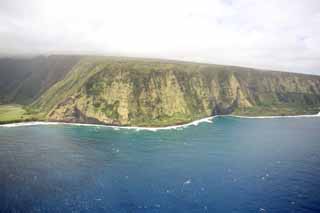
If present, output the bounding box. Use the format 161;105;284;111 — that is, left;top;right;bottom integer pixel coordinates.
0;112;319;131
0;116;214;131
229;112;320;119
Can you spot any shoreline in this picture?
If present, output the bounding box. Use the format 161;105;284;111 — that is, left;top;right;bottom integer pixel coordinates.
229;112;320;119
0;112;319;131
0;116;215;131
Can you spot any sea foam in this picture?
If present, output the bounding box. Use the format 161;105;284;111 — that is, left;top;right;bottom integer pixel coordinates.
0;116;214;131
229;112;320;119
0;112;319;131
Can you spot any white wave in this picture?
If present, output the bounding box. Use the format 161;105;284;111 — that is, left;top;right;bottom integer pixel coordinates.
229;112;320;119
0;112;318;131
0;116;215;131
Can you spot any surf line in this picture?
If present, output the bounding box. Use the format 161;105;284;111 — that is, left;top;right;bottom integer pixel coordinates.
229;112;320;119
1;112;319;131
0;116;215;131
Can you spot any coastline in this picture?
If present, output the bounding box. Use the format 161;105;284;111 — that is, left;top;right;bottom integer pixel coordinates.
229;112;320;119
0;112;319;131
0;116;214;131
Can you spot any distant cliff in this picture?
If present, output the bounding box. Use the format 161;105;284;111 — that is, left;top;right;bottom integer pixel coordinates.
27;56;320;127
0;55;81;104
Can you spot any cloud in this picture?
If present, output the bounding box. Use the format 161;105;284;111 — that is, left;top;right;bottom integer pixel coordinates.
0;0;319;74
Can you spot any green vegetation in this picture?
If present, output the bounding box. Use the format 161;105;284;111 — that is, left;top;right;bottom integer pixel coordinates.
233;105;320;116
1;55;320;126
0;55;81;104
0;105;44;124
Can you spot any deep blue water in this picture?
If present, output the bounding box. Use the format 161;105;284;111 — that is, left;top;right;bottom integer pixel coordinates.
0;117;320;213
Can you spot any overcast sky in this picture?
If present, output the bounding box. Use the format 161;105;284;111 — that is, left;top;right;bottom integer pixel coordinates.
1;0;320;74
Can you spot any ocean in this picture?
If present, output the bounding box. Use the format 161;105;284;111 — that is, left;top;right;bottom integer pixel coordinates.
0;116;320;212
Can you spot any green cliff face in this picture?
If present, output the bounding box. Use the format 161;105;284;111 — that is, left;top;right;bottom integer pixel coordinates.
0;55;82;104
31;57;320;127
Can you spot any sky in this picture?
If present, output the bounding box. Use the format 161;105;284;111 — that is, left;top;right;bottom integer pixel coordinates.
0;0;320;74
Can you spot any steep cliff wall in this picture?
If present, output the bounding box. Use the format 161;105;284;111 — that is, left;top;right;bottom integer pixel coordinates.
0;55;82;104
32;57;320;126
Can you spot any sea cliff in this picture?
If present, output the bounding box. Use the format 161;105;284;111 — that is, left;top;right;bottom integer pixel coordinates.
28;56;320;126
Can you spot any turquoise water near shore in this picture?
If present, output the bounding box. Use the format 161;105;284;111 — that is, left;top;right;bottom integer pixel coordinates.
0;116;320;212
